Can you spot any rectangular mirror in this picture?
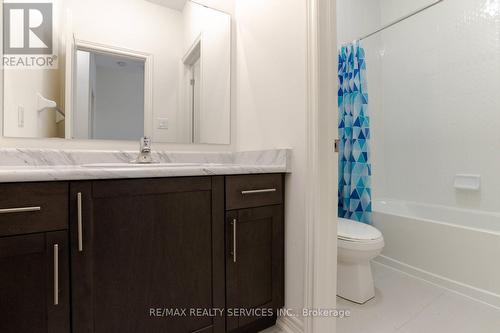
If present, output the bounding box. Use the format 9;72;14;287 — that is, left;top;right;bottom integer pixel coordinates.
1;0;231;144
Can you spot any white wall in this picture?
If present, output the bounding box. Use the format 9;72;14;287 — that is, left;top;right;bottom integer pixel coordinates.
375;0;500;212
234;0;307;318
337;0;381;44
380;0;436;24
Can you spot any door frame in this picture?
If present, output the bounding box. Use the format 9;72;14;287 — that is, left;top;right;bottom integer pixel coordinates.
191;58;201;144
66;37;154;139
182;34;203;144
302;0;338;332
274;1;338;332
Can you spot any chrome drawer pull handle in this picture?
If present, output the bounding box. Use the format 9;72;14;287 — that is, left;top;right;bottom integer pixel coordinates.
77;192;83;252
241;189;277;195
54;244;59;306
231;219;237;263
0;206;41;214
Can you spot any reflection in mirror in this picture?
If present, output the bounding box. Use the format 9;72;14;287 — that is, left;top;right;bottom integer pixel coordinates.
3;56;64;139
74;51;145;141
1;0;231;144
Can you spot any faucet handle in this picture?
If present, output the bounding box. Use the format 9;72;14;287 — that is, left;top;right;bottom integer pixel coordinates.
140;136;152;153
132;137;154;164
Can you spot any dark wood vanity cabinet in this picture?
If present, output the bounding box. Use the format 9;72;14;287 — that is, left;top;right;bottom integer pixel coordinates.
0;174;284;333
69;177;226;333
0;232;70;333
225;175;285;333
0;183;70;333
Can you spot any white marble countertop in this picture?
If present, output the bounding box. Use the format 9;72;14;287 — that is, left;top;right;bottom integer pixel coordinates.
0;148;291;183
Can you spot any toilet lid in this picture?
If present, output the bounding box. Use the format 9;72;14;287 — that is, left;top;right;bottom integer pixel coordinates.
338;218;382;241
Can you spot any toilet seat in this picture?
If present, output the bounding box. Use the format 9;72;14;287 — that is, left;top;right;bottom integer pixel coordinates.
338;218;382;242
338;237;384;251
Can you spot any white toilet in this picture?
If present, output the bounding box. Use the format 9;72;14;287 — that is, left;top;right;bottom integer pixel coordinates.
337;218;384;304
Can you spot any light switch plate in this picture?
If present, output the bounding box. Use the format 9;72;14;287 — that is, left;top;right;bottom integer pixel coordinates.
157;118;168;130
18;105;24;128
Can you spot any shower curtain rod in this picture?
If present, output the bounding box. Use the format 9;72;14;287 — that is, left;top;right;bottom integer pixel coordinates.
344;0;444;46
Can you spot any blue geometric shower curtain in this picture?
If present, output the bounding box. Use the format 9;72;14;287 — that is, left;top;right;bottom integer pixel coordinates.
337;42;372;224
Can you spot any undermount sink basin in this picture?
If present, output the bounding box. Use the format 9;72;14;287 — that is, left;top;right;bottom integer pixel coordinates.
81;162;207;168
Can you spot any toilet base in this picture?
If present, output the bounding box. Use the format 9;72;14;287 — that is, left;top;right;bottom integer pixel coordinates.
337;260;375;304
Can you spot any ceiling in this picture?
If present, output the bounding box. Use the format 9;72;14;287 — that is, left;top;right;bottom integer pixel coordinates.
93;53;145;71
145;0;188;11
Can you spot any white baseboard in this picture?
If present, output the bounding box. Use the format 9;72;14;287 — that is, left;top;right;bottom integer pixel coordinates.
276;315;304;333
373;255;500;309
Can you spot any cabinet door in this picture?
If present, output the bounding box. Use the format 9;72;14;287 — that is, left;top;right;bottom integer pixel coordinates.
70;177;225;333
0;231;70;333
226;205;284;331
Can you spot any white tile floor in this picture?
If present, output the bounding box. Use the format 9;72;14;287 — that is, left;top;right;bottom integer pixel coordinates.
337;262;500;333
260;262;500;333
259;326;284;333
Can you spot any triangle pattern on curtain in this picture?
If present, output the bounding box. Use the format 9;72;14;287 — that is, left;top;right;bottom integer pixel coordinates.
337;42;372;225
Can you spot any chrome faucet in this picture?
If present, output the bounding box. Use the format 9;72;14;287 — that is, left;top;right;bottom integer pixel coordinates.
134;136;154;163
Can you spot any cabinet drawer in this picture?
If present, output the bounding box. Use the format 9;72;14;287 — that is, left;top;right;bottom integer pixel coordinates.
226;174;283;210
0;182;68;237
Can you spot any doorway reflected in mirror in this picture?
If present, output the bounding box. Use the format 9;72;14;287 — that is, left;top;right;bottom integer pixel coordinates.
74;51;145;141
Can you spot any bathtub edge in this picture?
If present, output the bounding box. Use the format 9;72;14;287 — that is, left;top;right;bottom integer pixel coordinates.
372;255;500;310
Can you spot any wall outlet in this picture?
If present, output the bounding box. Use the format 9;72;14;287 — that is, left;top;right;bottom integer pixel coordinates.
18;105;24;128
157;118;168;130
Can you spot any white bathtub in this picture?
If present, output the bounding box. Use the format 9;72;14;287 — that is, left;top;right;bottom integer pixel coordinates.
372;199;500;308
